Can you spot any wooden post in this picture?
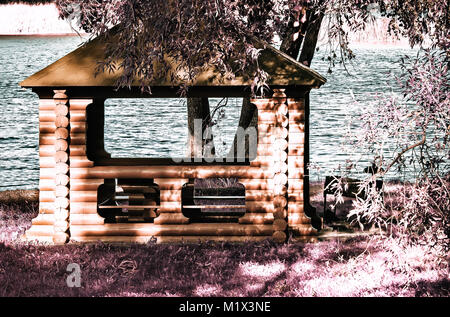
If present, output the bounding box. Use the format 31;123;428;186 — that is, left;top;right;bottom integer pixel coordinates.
287;97;318;236
271;89;288;242
53;90;70;244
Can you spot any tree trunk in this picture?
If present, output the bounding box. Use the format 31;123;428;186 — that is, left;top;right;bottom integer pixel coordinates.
299;12;324;66
228;98;258;160
187;97;215;158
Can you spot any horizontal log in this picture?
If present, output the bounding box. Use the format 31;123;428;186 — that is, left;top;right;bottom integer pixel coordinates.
288;132;305;144
289;123;305;133
287;213;311;225
256;145;274;157
39;111;56;122
289;224;318;236
153;213;190;225
70;223;274;237
154;178;189;190
70;156;94;168
70;214;105;225
287;203;304;214
25;225;54;237
32;214;54;225
258;111;276;122
250;99;274;110
39;156;55;168
69;111;87;122
70;134;87;145
38;99;55;111
69;99;92;110
40;168;55;180
71;235;271;243
288;168;304;179
40;122;56;133
288;192;304;203
245;190;273;201
258;123;276;135
258;134;275;144
70;190;97;202
289;112;305;123
69;145;87;156
39;202;55;214
39;190;55;203
238;178;273;190
288;158;304;170
71;166;273;180
70;179;104;191
71;122;86;133
245;201;274;213
288;147;304;156
287;99;305;111
70;202;97;214
39;134;55;145
288;180;304;191
249;157;274;168
39;179;55;191
239;213;274;224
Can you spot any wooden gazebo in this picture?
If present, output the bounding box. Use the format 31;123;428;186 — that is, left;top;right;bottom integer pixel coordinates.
20;34;326;244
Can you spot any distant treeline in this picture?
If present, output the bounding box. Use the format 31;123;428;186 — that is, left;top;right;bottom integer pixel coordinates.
0;0;55;4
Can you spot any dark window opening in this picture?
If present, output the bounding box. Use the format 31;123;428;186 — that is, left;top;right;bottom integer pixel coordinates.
86;98;258;165
181;178;246;223
97;178;160;223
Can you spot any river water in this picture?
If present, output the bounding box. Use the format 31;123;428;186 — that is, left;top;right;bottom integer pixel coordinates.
0;35;417;190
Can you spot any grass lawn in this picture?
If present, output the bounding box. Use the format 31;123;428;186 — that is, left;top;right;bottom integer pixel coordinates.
0;187;448;297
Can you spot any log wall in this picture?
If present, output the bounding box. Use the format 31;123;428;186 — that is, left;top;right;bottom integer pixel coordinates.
24;91;317;244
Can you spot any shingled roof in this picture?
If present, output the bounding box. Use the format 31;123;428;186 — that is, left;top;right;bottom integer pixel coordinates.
20;33;326;89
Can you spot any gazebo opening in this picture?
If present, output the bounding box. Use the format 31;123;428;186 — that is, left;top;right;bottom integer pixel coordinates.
98;97;251;162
